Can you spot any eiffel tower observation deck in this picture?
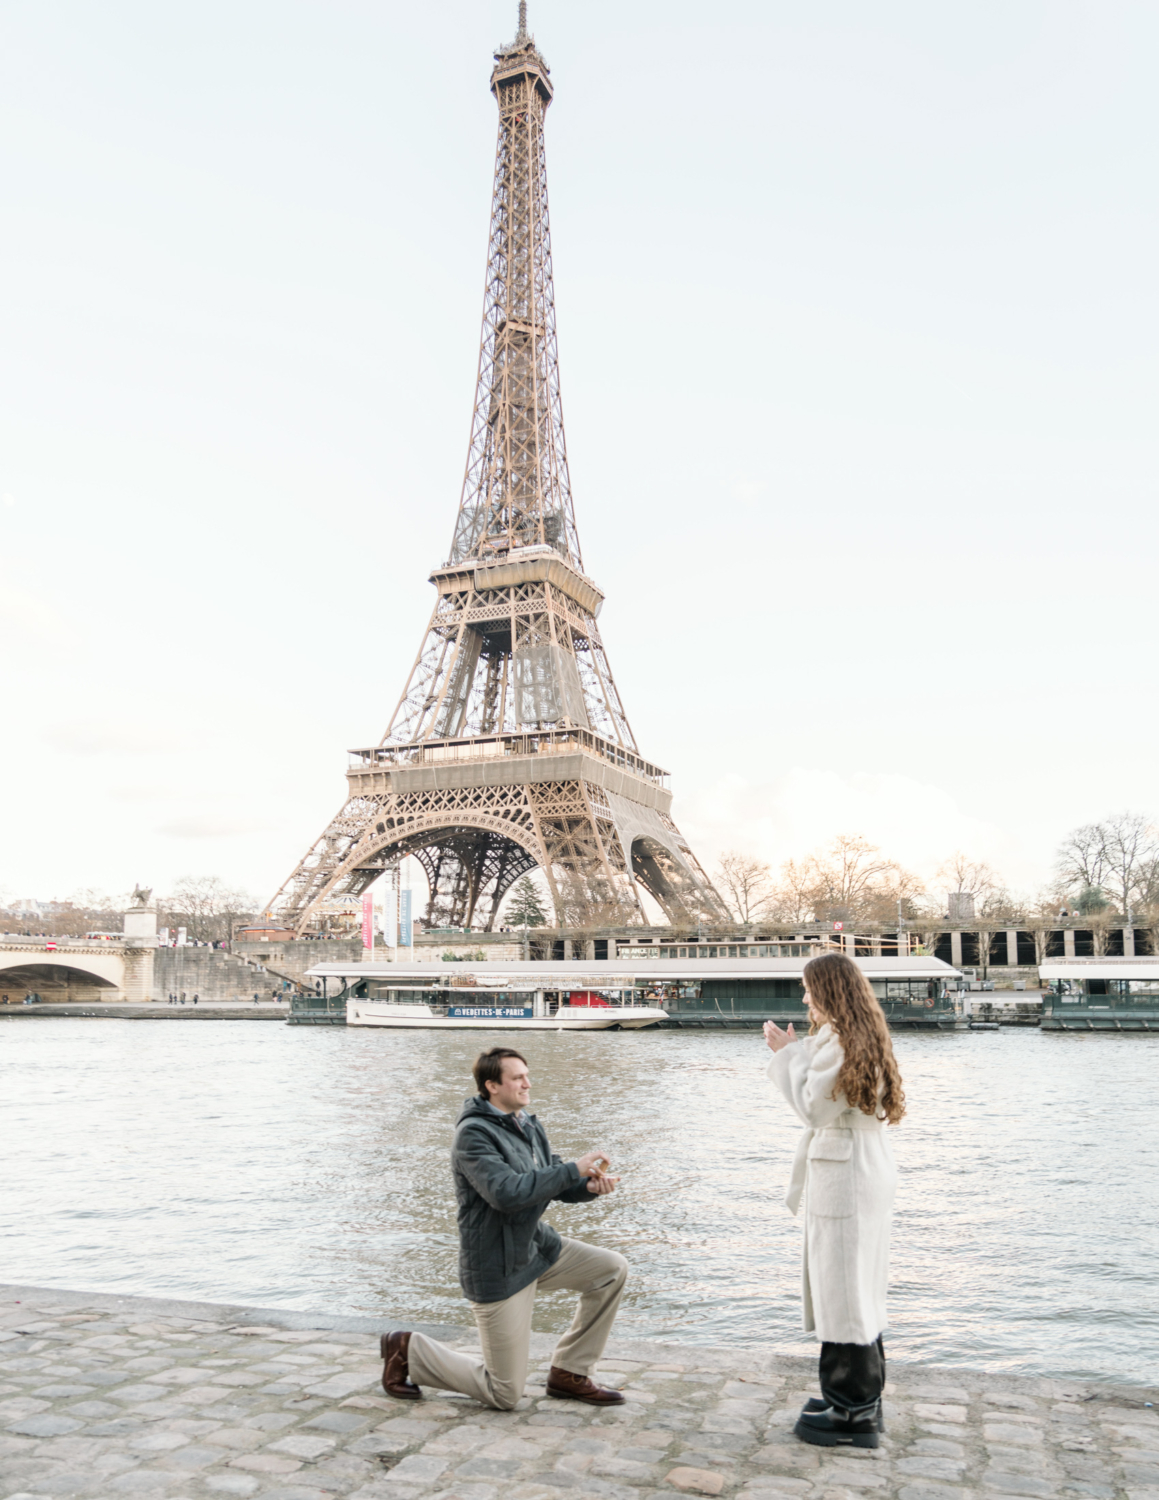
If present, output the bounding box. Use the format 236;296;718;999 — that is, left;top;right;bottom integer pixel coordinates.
269;5;729;935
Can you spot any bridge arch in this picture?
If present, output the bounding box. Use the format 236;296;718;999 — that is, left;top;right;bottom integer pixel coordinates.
0;953;123;1004
297;811;549;934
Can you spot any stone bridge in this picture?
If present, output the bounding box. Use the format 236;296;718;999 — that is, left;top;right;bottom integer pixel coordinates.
0;930;154;1006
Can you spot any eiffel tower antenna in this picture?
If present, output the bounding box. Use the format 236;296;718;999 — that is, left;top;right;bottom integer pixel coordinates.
268;19;728;936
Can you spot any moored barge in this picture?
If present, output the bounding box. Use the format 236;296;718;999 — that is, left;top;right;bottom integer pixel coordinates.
1040;958;1159;1030
290;954;962;1029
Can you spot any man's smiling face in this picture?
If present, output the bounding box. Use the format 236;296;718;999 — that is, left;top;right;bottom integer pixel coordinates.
487;1057;531;1113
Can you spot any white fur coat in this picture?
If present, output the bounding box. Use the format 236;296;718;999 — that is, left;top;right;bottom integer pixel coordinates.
768;1023;897;1344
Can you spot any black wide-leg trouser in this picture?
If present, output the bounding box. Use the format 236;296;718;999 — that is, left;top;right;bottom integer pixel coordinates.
818;1336;885;1416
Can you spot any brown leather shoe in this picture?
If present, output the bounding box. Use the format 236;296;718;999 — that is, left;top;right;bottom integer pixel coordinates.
380;1330;421;1400
545;1366;625;1405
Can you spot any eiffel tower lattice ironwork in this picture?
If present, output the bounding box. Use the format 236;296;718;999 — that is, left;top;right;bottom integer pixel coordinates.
268;6;729;935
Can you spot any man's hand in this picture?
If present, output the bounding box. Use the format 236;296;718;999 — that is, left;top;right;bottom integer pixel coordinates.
575;1149;610;1179
763;1019;797;1053
574;1151;620;1195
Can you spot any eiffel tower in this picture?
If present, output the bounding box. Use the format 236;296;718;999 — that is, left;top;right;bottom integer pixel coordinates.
268;4;728;935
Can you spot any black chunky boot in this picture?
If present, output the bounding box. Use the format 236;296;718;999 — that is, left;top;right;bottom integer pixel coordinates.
802;1396;885;1433
794;1403;880;1448
800;1336;886;1446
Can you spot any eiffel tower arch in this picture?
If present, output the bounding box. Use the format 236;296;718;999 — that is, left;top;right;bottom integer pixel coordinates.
268;7;729;935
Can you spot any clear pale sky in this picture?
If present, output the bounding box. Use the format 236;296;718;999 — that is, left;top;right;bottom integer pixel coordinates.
2;1;1157;909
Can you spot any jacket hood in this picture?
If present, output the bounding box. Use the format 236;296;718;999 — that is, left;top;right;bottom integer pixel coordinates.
456;1095;538;1128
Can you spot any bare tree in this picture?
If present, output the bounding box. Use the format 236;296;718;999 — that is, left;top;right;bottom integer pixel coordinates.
932;856;1011;978
1027;892;1062;966
805;835;922;925
809;835;894;918
768;858;817;926
1136;855;1159;914
1099;812;1158;922
160;876;256;945
1053;813;1157;927
859;870;928;925
0;891;130;938
553;875;637;932
1054;822;1110;905
762;837;923;928
936;853;1002;907
71;888;125;928
974;884;1022;979
715;852;774;925
1137;897;1159;959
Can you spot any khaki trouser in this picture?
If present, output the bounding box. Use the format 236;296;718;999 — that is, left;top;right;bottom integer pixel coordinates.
407;1237;628;1410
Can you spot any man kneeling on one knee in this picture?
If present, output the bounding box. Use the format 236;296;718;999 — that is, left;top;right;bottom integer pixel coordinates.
380;1047;628;1411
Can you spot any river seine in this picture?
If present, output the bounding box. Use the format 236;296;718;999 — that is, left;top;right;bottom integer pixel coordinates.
3;1021;1156;1385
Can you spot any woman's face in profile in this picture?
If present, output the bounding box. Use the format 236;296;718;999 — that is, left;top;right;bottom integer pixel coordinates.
803;985;826;1024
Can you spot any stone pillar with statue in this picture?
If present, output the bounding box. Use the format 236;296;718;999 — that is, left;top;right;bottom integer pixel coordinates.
122;886;158;1003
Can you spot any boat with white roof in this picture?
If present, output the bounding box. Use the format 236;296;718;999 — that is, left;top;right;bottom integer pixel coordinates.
1040;957;1159;1030
292;953;962;1029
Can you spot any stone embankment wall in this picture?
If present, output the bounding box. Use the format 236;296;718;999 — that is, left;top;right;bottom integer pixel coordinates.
234;936;527;969
156;935;531;1005
408;941;525;963
154;948;303;1004
233;938;363;983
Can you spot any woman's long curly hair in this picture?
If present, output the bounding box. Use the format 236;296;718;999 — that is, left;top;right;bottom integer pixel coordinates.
803;952;906;1125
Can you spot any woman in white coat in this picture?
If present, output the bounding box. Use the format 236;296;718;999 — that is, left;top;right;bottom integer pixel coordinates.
764;952;905;1450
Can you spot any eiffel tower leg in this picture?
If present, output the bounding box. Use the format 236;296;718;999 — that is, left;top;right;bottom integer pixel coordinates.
601;795;731;926
479;838;537;931
262;795;389;934
414;845;475;930
480;844;514;932
526;779;645;927
410;828;540;932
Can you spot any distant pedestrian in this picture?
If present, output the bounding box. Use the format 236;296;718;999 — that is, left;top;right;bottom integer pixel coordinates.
193;994;199;1005
763;952;905;1451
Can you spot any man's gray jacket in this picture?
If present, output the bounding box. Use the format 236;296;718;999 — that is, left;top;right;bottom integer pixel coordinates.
451;1094;593;1303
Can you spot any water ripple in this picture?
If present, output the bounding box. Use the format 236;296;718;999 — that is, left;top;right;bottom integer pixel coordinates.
2;1021;1155;1384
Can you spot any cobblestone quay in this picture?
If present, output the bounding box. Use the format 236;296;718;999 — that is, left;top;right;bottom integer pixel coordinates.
2;1285;1156;1500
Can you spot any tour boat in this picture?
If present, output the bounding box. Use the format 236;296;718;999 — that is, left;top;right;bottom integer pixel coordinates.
302;963;666;1030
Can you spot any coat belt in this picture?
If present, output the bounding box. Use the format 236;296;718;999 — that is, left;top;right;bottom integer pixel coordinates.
785;1111;884;1216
